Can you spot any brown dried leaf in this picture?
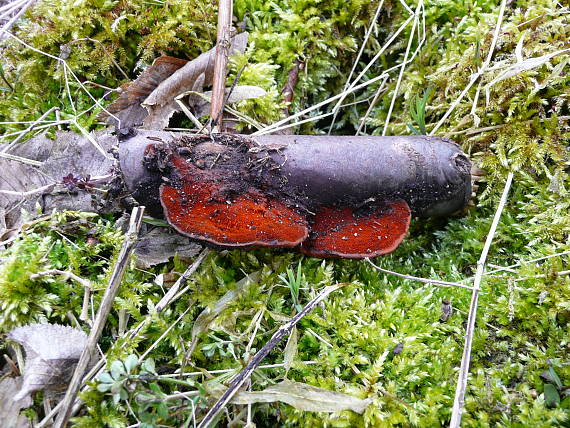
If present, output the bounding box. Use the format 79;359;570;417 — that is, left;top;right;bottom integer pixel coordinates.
232;380;372;414
0;377;32;428
142;32;248;130
192;85;268;118
135;227;202;268
8;323;90;401
101;56;189;128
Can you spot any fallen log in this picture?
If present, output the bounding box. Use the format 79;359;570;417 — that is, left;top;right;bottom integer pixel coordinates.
119;131;472;258
1;130;472;259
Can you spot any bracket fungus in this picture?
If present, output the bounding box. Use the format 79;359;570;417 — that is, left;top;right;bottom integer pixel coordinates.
119;131;472;258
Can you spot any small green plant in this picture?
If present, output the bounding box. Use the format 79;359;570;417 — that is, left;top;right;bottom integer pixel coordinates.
279;261;304;312
407;86;433;135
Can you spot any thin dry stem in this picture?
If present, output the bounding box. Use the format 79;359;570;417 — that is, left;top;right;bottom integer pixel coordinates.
382;1;423;136
210;0;233;132
197;283;347;428
1;107;58;152
365;258;474;291
327;0;385;134
449;171;513;428
430;0;507;135
53;206;145;428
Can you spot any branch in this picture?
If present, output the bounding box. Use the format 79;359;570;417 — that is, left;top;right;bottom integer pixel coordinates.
210;0;233;132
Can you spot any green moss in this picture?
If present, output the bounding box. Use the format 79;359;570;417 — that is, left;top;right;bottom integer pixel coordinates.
1;0;570;426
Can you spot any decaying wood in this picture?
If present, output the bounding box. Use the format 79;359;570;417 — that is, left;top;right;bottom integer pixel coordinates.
120;130;472;218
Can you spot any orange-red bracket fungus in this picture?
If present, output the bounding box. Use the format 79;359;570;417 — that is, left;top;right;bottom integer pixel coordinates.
119;131;472;259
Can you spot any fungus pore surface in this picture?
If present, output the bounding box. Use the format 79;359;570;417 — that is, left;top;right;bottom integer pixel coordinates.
160;150;309;247
300;200;411;258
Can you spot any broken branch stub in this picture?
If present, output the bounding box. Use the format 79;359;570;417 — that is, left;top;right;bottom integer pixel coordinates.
119;131;472;258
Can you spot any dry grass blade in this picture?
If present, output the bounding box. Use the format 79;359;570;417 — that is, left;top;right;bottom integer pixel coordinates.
449;171;513;428
365;258;474;291
430;0;507;135
1;107;58;153
231;380;371;414
197;283;348;428
53;206;145;428
382;0;423;136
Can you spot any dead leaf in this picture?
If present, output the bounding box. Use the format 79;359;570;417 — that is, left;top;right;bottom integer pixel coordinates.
8;323;91;401
485;48;570;104
135;227;202;268
141;32;248;130
101;56;189;129
283;325;298;375
0;130;117;237
0;377;32;428
232;380;372;414
191;85;267;118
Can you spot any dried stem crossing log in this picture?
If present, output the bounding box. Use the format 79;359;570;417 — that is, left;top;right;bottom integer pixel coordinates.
210;0;234;132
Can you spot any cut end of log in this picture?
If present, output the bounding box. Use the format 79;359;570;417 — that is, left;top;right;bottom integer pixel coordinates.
300;200;411;259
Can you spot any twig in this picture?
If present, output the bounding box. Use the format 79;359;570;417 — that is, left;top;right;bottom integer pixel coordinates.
449;171;513;428
382;0;423;136
209;0;233;133
1;106;58;153
365;258;474;291
197;282;347;428
53;206;145;428
430;0;507;135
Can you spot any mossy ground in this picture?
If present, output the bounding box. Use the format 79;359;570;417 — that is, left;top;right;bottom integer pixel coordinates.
1;0;569;426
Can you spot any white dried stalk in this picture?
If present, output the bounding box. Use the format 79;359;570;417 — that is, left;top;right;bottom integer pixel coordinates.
449;171;513;428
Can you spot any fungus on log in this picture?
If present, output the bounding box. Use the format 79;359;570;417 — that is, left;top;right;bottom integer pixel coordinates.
160;149;309;247
119;131;472;259
299;201;411;258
